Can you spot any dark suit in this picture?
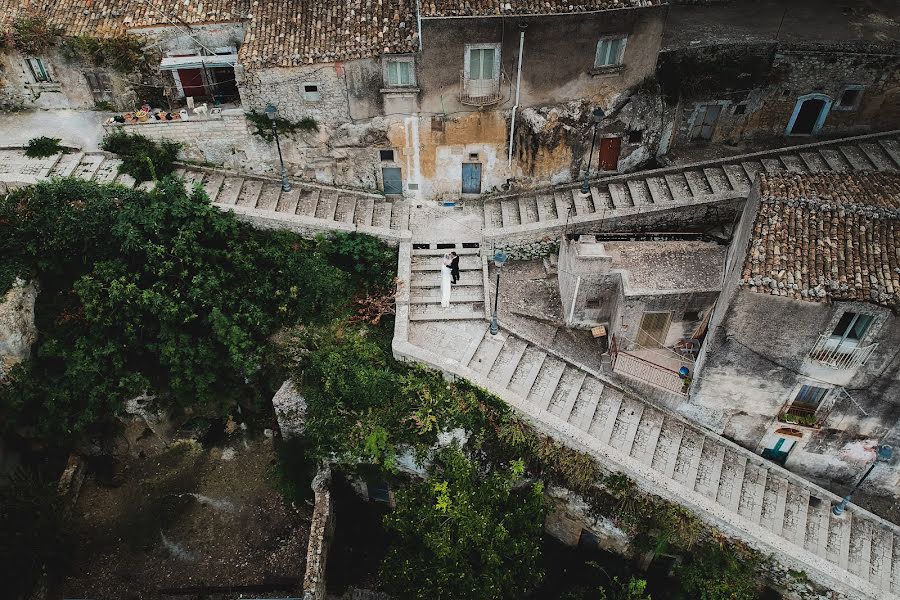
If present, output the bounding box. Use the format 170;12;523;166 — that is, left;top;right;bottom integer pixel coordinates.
450;255;460;283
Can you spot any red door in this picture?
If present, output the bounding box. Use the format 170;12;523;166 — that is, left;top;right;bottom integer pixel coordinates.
599;137;622;172
177;68;206;98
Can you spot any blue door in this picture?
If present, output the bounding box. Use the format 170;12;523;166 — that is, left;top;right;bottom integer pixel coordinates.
382;167;402;195
461;162;482;194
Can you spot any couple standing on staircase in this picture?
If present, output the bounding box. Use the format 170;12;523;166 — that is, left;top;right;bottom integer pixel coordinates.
440;252;461;308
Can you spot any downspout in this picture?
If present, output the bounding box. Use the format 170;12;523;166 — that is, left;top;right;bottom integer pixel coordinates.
416;0;423;51
567;275;582;327
507;25;526;167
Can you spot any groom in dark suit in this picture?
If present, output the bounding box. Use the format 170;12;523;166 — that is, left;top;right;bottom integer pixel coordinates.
450;251;460;284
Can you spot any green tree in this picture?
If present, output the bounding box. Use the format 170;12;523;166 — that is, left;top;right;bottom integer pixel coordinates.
380;447;546;599
677;543;759;600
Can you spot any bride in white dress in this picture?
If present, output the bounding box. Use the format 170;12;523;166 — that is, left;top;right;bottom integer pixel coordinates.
440;253;453;308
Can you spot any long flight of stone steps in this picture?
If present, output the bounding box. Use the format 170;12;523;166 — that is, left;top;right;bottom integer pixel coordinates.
393;243;900;599
0;148;411;240
482;130;900;236
409;243;486;321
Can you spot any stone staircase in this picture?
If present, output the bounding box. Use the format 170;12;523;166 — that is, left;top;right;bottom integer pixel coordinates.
482;130;900;238
393;240;900;600
409;243;486;321
0;148;411;241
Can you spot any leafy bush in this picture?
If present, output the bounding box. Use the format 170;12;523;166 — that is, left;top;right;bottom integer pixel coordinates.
381;447;546;599
10;16;62;55
0;178;383;441
24;136;66;158
246;110;319;141
101;130;180;182
60;35;147;73
676;543;760;600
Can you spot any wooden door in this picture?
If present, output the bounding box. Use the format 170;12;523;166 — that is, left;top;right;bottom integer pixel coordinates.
636;311;671;348
689;104;722;140
382;167;402;195
461;162;482;194
598;137;621;171
177;68;206;98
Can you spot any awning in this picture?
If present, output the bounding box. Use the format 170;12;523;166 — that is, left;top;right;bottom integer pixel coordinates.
159;54;238;71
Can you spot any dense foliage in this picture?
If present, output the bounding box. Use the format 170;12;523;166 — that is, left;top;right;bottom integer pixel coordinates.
0;177;392;441
24;136;66;158
101;130;180;182
60;35;149;73
381;447;546;599
7;16;62;54
676;543;760;600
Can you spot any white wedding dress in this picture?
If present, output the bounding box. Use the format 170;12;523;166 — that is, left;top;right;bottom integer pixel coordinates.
440;256;452;308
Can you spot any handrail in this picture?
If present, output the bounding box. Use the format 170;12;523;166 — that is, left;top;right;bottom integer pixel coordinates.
808;334;878;370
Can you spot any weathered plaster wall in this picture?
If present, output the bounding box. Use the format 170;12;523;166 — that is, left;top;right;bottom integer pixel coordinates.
0;47;108;110
133;22;246;56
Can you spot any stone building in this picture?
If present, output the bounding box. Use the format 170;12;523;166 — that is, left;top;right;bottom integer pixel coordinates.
0;0;249;111
230;0;668;199
687;172;900;497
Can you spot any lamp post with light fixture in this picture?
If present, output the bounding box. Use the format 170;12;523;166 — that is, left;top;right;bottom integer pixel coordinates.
265;104;292;193
580;107;606;195
489;251;508;336
832;444;893;516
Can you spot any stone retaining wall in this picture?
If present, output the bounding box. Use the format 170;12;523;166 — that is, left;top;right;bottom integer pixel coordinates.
303;468;334;600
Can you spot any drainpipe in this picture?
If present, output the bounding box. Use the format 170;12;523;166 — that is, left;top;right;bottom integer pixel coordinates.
507;25;526;167
416;0;423;51
567;275;582;327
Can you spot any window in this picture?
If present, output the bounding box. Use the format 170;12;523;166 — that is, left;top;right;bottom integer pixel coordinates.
379;149;395;162
469;47;496;81
386;60;413;87
84;70;113;103
468;152;479;161
302;83;321;101
683;310;701;322
461;44;501;104
791;385;829;410
367;481;391;504
836;85;864;111
594;36;626;69
628;130;643;143
829;312;873;351
733;103;747;115
26;58;50;83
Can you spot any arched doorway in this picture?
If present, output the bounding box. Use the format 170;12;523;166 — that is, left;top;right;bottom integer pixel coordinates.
786;94;832;136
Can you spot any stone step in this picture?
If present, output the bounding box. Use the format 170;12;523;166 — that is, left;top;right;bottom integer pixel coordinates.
519;196;540;224
645;176;674;203
650;419;684;478
715;451;748;513
535;194;557;221
508;346;548;397
627;179;653;205
390;201;410;231
354;197;375;226
570;188;591;215
554;190;574;220
181;170;205;194
630;406;664;466
371;200;393;228
526;356;567;410
484;201;503;228
314;190;339;220
410;272;482;288
411;255;482;271
256;183;284;211
215;176;244;204
115;171;136;189
703;166;733;193
607;182;633;208
694;440;726;499
672;430;704;488
803;496;831;559
567;376;605;430
663;173;692;202
607;398;644;455
335;194;358;224
49;151;84;177
587;389;624;444
737;462;768;525
799;151;830;173
545;366;586;416
877;138;900;168
236;179;263;207
408;303;484;321
870;527;894;590
93;158;122;183
468;330;507;375
840;145;876;171
590;186;613;210
684;170;713;197
826;508;851;566
858;142;896;171
201;173;225;200
761;157;787;175
722;163;752;190
820;148;852;172
787;486;812;547
779;153;809;174
487;335;530;389
740;160;765;184
848;517;873;579
410;287;485;303
296;188;320;216
411;245;481;256
275;187;301;214
500;198;521;227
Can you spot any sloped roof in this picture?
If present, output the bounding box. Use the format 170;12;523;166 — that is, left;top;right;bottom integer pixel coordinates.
740;172;900;308
0;1;249;38
420;0;661;17
238;0;419;67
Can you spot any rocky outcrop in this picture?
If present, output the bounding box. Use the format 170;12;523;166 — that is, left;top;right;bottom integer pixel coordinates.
0;278;38;378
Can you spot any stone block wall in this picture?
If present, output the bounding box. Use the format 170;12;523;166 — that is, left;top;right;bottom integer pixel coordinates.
303;468;335;600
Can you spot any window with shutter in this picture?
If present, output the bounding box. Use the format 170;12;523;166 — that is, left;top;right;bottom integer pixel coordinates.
26;58;51;83
594;36;626;68
84;70;113;103
386;60;412;86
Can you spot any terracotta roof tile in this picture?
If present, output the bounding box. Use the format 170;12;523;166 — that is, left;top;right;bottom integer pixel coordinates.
0;1;249;38
420;0;661;17
239;0;419;68
740;172;900;308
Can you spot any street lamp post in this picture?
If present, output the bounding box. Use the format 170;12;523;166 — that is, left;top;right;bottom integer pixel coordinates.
265;104;292;193
489;251;508;336
832;444;893;516
580;107;606;195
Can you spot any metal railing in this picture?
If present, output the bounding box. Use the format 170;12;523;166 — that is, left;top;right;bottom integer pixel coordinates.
458;71;503;107
807;334;878;370
777;403;822;428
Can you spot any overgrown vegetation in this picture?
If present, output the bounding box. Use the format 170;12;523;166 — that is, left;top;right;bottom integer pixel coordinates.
0;177;392;442
246;110;319;141
101;130;180;182
6;16;63;55
676;542;760;600
24;136;66;158
59;35;149;73
381;447;546;599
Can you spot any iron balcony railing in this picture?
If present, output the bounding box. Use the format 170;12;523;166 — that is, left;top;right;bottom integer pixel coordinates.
807;334;878;370
458;71;503;107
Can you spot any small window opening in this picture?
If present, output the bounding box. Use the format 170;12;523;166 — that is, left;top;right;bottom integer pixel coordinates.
367;481;391;504
303;83;321;101
781;89;791;98
585;298;602;309
628;130;643;143
379;149;395;162
733;104;747;115
838;88;861;109
469;152;479;161
684;310;701;322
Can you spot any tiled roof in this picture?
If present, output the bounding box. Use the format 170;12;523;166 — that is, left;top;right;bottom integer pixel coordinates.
239;0;418;67
420;0;662;17
0;1;249;38
740;172;900;308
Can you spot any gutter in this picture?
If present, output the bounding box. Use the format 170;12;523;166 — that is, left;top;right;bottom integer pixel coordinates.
507;26;526;167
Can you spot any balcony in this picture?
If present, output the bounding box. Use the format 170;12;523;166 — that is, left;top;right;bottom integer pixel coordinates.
808;334;877;370
776;404;821;428
458;71;503;107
